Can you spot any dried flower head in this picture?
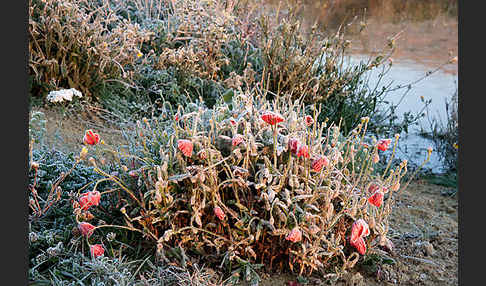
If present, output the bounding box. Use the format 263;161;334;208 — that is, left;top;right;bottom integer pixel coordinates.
311;155;329;172
232;134;244;147
46;88;82;103
288;138;301;155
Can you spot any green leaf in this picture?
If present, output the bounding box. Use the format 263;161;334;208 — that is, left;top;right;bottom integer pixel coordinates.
223;89;234;104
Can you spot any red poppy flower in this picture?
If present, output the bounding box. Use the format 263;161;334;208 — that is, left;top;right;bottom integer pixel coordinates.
297;145;310;158
288;138;300;155
214;206;225;220
311;155;329;172
351;219;370;243
377;139;392;151
175;114;179;121
90;244;104;258
232;134;244;147
177;139;193;157
350;219;369;255
350;237;367;255
83;130;100;145
79;191;101;211
229;118;237;126
78;222;96;237
304;115;314;127
285;227;302;243
368;190;384;207
261;111;284;125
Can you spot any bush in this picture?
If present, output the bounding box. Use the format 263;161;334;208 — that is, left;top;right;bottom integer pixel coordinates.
29;0;151;98
71;88;428;282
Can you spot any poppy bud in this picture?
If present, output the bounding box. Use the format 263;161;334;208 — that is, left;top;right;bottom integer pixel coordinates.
83;130;100;145
214;206;225;220
285;227;302;243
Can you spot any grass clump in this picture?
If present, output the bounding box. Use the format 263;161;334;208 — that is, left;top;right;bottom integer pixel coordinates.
29;0;151;98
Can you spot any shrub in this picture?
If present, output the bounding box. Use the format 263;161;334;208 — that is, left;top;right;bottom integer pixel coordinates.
71;88;430;281
29;0;151;98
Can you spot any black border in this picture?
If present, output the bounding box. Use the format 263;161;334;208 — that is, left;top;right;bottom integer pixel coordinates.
5;0;29;284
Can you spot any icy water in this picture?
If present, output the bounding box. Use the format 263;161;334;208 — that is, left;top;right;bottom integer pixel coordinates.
346;55;458;173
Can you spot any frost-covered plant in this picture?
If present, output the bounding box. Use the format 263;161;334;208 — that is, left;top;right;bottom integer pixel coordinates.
71;87;431;281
